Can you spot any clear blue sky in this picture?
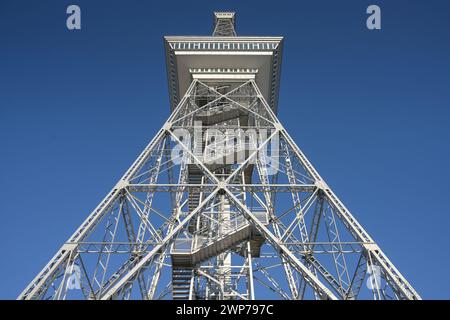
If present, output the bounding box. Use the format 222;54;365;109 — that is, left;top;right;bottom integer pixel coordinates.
1;0;449;299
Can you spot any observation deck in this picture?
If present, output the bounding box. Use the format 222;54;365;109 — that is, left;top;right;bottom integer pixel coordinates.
164;12;283;113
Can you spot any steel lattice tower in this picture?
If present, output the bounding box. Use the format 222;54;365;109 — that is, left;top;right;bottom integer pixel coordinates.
19;12;420;300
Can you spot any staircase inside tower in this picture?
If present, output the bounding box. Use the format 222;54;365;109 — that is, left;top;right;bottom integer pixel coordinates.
171;84;265;300
172;267;194;300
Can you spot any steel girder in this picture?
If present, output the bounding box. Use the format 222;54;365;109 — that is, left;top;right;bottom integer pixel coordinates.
19;79;420;300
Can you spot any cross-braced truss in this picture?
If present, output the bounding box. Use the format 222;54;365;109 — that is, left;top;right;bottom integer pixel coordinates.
19;79;420;300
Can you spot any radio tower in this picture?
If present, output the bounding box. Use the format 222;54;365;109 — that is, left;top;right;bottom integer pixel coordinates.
19;12;420;300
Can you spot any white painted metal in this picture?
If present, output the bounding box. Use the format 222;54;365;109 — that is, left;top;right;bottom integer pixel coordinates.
18;12;420;300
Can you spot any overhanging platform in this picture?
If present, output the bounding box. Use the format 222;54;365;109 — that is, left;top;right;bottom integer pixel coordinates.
164;36;283;113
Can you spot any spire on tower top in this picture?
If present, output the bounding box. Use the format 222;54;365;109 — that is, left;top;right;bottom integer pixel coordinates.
213;12;237;36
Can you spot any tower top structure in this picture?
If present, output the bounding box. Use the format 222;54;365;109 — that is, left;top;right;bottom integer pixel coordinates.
164;11;283;113
213;12;236;36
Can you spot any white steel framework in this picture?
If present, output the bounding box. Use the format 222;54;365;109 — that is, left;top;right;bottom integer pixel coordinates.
19;12;420;300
